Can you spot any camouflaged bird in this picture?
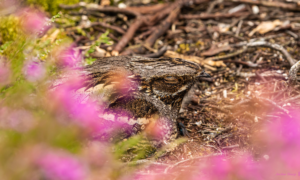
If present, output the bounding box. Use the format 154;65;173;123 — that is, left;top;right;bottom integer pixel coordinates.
82;56;209;144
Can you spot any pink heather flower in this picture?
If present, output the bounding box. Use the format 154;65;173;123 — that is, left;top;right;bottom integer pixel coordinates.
50;73;135;140
70;99;103;131
0;61;11;85
206;156;232;179
231;155;263;180
50;76;92;119
37;151;87;180
49;75;106;132
58;46;82;68
23;60;46;82
133;173;170;180
260;112;300;176
186;154;264;180
19;8;47;35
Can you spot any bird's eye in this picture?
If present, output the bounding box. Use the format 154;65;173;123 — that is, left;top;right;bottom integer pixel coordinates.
164;76;179;84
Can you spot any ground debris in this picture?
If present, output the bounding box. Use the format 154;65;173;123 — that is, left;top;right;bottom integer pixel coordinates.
56;0;300;170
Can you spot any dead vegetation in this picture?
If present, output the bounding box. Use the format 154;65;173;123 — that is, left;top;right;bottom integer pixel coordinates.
57;0;300;172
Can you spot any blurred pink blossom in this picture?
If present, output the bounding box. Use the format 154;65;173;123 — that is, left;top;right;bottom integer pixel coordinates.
190;155;263;180
23;60;46;82
0;61;11;85
58;46;82;68
204;156;232;180
133;173;169;180
0;0;18;13
259;112;300;178
132;165;171;180
49;75;107;134
50;76;97;127
37;150;87;180
19;8;47;35
49;72;135;140
0;108;36;132
70;99;103;131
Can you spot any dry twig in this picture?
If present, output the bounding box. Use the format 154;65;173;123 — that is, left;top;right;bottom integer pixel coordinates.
288;60;300;85
179;12;250;20
229;0;300;11
164;153;223;173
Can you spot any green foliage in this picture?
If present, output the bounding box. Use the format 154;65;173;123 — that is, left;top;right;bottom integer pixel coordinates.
0;11;83;179
50;13;61;22
36;30;73;61
0;5;178;180
85;57;97;65
0;15;24;43
0;41;12;54
55;14;80;27
85;30;112;65
99;30;112;45
0;13;72;79
153;138;186;158
1;40;27;79
114;135;156;162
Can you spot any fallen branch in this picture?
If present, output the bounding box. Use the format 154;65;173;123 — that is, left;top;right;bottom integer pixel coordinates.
245;41;297;66
125;3;169;15
221;144;239;150
284;94;300;102
179;12;250;20
145;7;180;47
207;40;296;66
135;46;168;58
288;60;300;85
86;5;140;17
62;0;209;55
60;3;139;16
229;0;300;11
112;17;145;55
114;0;209;54
205;46;247;61
222;60;259;68
258;97;290;117
112;4;177;55
91;22;126;34
206;0;223;13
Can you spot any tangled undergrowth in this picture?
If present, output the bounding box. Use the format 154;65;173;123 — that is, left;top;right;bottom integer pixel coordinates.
1;1;300;180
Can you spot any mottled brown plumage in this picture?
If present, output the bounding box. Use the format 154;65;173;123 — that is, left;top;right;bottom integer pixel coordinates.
84;56;208;143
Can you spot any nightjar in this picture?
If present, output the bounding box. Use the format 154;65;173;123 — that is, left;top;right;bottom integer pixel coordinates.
82;56;210;144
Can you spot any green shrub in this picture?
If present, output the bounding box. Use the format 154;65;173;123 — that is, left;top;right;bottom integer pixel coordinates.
0;15;24;43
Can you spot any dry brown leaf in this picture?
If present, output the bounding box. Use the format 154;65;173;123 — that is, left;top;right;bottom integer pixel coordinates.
204;60;226;67
165;51;204;64
165;51;225;67
101;0;110;6
249;20;283;37
203;64;217;71
90;47;106;58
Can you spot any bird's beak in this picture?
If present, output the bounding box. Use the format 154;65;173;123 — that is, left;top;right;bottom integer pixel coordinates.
198;70;211;78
